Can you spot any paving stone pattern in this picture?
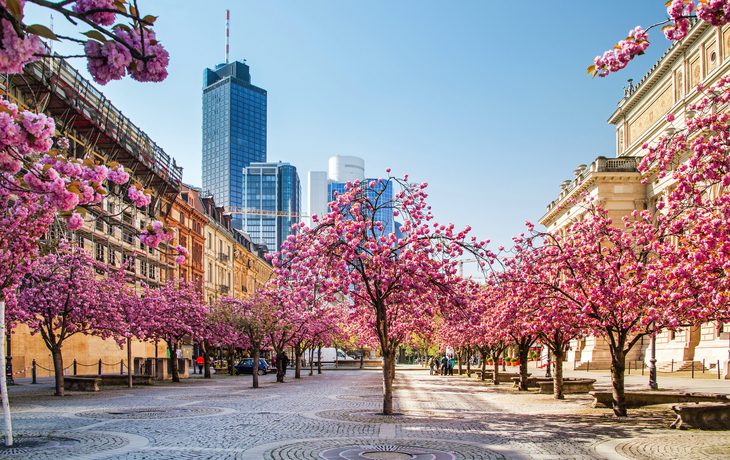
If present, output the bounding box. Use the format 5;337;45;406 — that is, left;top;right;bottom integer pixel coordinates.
5;368;730;459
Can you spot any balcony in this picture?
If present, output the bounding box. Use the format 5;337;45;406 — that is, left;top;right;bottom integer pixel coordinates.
218;252;229;263
217;285;229;294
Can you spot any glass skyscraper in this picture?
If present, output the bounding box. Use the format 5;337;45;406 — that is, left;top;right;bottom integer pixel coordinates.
329;180;394;237
202;61;266;229
242;162;301;252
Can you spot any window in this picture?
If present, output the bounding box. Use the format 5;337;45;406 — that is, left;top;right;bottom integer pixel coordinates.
108;248;116;266
96;219;104;231
95;243;104;262
149;264;155;280
140;260;147;277
208;233;212;248
208;263;212;282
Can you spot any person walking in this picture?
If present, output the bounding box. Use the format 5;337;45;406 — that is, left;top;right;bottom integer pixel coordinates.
429;356;435;375
282;353;290;376
440;355;448;376
448;356;455;376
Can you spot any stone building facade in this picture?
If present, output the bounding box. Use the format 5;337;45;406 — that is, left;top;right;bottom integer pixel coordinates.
539;20;730;374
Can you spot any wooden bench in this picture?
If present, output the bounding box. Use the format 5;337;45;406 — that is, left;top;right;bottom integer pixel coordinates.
75;374;153;386
671;403;730;430
538;378;596;394
64;377;101;392
591;391;730;408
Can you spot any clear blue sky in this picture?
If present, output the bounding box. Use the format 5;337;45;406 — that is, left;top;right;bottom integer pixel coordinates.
26;1;669;277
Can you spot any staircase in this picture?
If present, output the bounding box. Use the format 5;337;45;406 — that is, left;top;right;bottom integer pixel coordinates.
655;361;705;372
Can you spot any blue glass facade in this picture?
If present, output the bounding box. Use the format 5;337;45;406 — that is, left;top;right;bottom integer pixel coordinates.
328;180;394;236
202;61;267;229
242;162;301;252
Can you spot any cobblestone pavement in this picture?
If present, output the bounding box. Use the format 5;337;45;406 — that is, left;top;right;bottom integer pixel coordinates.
2;368;730;459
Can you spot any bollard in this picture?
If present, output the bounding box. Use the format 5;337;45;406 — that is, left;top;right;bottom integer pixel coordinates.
587;360;590;372
671;359;674;373
703;359;706;374
692;361;695;379
73;359;77;375
719;360;722;380
642;361;645;376
120;360;123;375
32;359;37;384
98;359;102;375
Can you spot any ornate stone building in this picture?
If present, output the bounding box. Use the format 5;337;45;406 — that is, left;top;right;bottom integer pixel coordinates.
539;20;730;374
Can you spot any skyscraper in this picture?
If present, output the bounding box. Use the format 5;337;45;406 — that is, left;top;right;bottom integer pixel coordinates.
308;155;395;236
242;162;301;252
202;61;267;229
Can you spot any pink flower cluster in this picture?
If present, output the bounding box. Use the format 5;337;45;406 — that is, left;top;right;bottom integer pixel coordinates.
127;184;152;207
73;0;117;26
592;27;649;77
665;0;694;40
85;40;132;85
0;18;45;74
66;212;85;231
107;164;130;184
174;245;189;264
697;0;730;27
139;220;175;248
85;26;169;85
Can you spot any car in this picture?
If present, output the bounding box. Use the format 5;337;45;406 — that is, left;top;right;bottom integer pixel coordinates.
234;358;270;375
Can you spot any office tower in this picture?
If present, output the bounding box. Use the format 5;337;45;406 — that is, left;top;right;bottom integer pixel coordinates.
308;155;395;236
242;162;301;252
202;60;267;229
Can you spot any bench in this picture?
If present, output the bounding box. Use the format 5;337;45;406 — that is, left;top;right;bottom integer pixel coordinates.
64;377;101;392
511;377;552;388
671;403;730;430
538;378;596;394
591;391;730;409
74;374;153;386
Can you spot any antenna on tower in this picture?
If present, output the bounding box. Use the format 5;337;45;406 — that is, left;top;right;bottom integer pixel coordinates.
225;9;230;64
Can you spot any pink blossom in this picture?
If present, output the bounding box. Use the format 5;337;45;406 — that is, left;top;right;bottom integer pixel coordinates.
73;0;117;26
0;19;45;74
66;212;84;231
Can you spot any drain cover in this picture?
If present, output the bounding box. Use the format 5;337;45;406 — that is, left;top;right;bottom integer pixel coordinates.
320;445;455;459
0;437;79;456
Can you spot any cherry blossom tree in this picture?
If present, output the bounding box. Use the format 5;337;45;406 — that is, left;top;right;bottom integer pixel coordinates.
10;244;125;396
589;1;730;77
272;174;490;414
138;279;206;382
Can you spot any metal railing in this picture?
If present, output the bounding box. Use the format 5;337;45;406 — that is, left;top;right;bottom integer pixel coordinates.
217;285;229;294
218;252;229;262
14;56;183;186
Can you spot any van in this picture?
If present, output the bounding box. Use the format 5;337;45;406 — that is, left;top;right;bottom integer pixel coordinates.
306;348;357;364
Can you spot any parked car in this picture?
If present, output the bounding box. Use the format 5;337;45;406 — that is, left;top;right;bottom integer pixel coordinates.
304;348;358;364
234;358;270;375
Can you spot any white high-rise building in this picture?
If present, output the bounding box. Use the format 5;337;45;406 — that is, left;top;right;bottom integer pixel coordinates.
308;171;329;227
328;154;365;183
308;154;366;227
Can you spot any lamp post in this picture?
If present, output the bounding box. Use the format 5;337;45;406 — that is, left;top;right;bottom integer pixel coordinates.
648;334;658;390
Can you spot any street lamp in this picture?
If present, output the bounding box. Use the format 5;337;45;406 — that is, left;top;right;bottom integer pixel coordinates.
5;332;13;385
648;334;658;390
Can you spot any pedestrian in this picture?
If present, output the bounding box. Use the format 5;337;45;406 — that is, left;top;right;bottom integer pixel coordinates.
429;356;435;375
282;353;290;376
196;355;204;374
448;356;455;376
440;355;448;376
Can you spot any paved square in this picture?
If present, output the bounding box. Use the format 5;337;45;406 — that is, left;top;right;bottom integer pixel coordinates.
3;368;729;459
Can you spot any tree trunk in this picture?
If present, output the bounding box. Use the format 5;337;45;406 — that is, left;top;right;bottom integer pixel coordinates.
360;346;364;369
0;299;11;445
518;339;531;391
480;350;487;381
168;340;180;383
610;346;627;416
491;349;501;385
553;346;565;400
317;345;322;374
381;349;395;415
227;344;235;376
51;347;65;396
127;337;132;389
457;348;463;375
309;348;315;376
275;349;286;383
466;347;472;377
252;343;260;389
294;345;302;379
203;344;211;379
